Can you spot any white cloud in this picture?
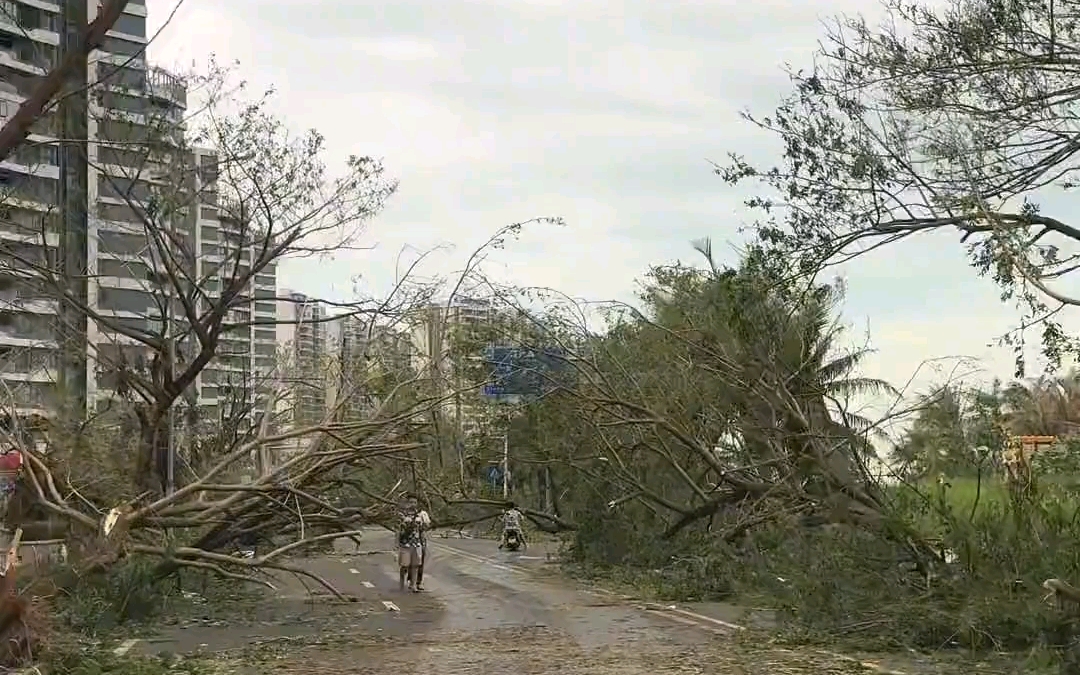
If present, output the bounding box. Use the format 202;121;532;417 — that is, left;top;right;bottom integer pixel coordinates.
348;38;443;61
144;0;1065;422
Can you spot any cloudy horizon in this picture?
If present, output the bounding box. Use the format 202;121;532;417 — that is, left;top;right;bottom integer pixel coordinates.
144;0;1073;414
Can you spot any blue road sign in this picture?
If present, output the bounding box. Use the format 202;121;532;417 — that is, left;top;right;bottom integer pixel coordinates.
486;464;504;487
481;344;572;402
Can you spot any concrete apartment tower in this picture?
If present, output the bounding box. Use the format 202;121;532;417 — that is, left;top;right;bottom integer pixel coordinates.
0;0;277;418
275;290;326;428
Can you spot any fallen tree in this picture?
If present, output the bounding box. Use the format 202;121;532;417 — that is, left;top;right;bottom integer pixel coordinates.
1;377;443;599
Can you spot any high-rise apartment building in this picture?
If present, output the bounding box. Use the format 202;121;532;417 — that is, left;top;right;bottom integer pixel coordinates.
275;290;325;427
407;297;502;442
408;296;495;376
0;0;276;418
324;313;412;418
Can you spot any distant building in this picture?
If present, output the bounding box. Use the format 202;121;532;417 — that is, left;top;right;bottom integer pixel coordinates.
406;297;509;444
275;289;325;427
325;313;412;418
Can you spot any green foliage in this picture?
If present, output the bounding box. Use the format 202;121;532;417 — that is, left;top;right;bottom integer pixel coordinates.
1032;440;1080;480
51;559;176;634
719;0;1080;372
564;490;736;602
891;385;1006;480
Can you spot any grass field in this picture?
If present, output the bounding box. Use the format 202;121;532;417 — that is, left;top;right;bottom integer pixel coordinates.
891;473;1080;538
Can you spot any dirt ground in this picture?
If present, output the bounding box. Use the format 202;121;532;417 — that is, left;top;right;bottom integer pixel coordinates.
130;531;1027;675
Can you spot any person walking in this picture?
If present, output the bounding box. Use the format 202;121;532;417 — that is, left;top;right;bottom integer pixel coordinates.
397;495;423;592
415;498;432;590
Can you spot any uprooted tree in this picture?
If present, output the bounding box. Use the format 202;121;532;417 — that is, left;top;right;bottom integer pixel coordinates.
410;241;915;556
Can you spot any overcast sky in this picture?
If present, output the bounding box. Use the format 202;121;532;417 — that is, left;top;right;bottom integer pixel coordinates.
145;0;1072;415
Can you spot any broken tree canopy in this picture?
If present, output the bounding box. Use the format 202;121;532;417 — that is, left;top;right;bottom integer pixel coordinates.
518;243;899;543
719;0;1080;373
2;377;440;596
0;64;397;496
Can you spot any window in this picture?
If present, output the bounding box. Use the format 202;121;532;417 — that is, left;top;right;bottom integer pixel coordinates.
254;302;275;315
98;146;144;168
2;381;53;406
97;118;148;143
0;171;57;203
15;41;53;68
0;241;57;270
254;275;274;287
101;37;144;57
198;155;218;183
98;230;146;255
98;202;146;224
0;311;53;339
12;142;58;167
98;257;149;280
0;66;40;97
0;346;59;372
97;64;144;91
99;176;152;203
99;315;149;336
111;13;145;37
0;275;49;300
97;286;153;313
97;91;146;114
254;329;275;341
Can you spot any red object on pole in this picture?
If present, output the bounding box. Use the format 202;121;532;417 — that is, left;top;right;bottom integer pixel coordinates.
0;452;21;474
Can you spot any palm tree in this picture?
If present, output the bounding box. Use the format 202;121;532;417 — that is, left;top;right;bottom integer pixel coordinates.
690;238;896;443
1001;371;1080;437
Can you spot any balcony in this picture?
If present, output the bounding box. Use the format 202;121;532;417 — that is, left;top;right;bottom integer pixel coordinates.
146;66;186;108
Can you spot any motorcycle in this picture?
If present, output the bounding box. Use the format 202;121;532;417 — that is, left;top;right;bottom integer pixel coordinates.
503;528;524;552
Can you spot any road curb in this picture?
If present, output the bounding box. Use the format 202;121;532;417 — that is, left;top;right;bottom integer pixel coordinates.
420;540;911;675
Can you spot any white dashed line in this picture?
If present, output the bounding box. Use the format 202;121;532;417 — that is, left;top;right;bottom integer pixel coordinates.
382;600;400;612
361;580;374;588
348;568;359;574
113;638;139;656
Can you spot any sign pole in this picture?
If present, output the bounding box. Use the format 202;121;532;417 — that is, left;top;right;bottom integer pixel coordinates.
502;428;509;500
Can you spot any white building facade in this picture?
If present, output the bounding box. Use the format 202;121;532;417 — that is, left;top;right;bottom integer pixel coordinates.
0;0;276;418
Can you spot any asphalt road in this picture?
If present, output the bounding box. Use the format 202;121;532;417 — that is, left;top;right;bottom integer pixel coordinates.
123;530;949;674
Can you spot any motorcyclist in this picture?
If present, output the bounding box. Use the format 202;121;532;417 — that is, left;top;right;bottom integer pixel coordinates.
498;501;525;550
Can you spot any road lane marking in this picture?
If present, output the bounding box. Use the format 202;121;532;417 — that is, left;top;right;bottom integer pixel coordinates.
113;638;139;656
382;600;399;612
348;568;359;574
362;580;374;588
645;603;744;632
432;543;514;572
422;544;908;675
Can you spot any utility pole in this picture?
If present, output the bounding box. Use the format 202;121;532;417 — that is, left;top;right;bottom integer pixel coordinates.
502;407;511;500
57;0;90;418
502;431;509;500
164;281;175;496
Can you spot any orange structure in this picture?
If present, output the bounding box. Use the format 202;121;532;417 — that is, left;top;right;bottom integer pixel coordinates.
1003;434;1057;491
